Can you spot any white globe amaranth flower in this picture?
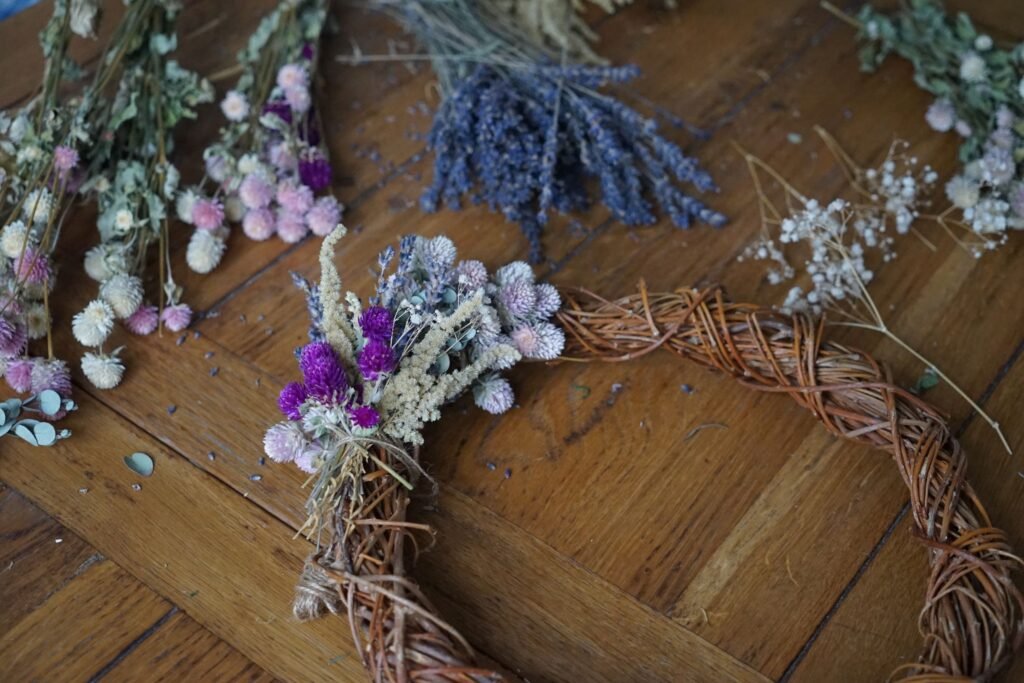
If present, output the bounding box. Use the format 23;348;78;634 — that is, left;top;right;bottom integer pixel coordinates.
220;90;250;122
237;153;262;176
186;228;228;274
263;421;320;465
494;261;534;286
974;34;993;51
84;244;129;281
510;321;565;360
175;188;199;224
70;0;100;37
0;220;29;259
112;209;134;233
473;374;515;414
946;176;980;210
24;303;50;340
533;283;561;318
72;299;115;347
958;51;987;83
100;274;144;319
924;99;955;133
23;188;53;223
81;351;125;390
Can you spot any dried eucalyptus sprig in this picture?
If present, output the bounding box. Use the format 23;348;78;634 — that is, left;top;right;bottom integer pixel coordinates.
351;0;724;263
179;0;339;271
72;0;213;390
737;129;1011;454
826;0;1024;254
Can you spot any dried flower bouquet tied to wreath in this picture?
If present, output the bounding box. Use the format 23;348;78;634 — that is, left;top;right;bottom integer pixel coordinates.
268;229;1023;681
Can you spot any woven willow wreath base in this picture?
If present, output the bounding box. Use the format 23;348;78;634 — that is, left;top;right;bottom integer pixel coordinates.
294;283;1024;682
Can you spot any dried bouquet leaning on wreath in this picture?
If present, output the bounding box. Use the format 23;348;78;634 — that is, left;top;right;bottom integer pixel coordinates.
267;229;1023;681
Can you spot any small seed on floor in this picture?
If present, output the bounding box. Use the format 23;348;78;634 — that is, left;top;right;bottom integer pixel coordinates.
486;462;496;471
78;487;88;494
681;384;695;394
205;351;215;359
193;331;201;340
239;314;247;323
176;335;187;346
207;451;216;461
131;483;142;492
167;405;177;415
503;468;512;479
250;474;262;482
209;367;219;377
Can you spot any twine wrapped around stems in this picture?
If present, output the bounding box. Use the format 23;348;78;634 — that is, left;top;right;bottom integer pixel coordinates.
293;282;1023;682
293;446;500;682
557;283;1024;682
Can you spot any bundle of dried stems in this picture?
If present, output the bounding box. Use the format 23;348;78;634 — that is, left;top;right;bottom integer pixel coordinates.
292;283;1023;682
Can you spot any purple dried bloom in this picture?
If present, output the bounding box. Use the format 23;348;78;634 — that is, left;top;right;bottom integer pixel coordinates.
301;42;315;60
263;100;293;124
278;381;308;420
298;153;332;192
455;259;488;290
349;404;380;429
499;280;537;319
54;145;79;176
0;317;27;358
161;304;192;332
359;306;393;342
299;342;348;402
358;339;396;380
277;181;314;214
306;196;342;237
14;248;51;286
31;359;72;396
5;358;34;393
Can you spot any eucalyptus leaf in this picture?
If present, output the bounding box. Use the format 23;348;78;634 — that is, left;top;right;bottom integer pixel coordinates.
14;424;38;446
124;452;155;477
38;390;62;416
33;422;57;447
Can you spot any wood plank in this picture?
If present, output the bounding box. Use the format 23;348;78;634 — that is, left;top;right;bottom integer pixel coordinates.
2;392;764;681
102;611;277;683
0;559;171;681
788;345;1024;683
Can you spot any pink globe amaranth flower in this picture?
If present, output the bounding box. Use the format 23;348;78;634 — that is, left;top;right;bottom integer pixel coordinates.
5;358;34;393
264;421;310;464
276;63;309;91
349;404;380;429
276;210;308;244
285;86;311;114
125;305;159;335
161;304;192;332
276;180;314;214
0;317;27;358
238;174;273;210
31;358;72;396
54;145;79;176
191;198;225;231
269;142;297;171
242;207;276;241
305;196;341;237
14;247;51;286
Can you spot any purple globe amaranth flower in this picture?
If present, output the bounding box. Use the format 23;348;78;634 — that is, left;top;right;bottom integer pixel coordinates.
278;381;308;420
161;304;192;332
0;317;27;358
263;100;292;124
359;306;394;343
301;42;315;60
5;358;34;393
31;358;72;397
349;404;380;429
299;342;348;402
298;153;332;192
358;339;396;380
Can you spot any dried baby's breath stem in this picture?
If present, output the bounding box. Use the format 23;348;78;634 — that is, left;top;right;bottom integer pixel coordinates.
557;284;1024;681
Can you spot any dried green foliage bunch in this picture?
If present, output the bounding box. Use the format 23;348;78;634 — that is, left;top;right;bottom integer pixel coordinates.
0;0;100;442
844;0;1024;254
72;0;213;391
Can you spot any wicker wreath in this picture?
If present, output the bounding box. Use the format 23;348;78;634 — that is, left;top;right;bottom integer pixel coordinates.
293;282;1024;682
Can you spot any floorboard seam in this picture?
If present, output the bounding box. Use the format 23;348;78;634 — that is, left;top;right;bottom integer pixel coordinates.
87;606;180;682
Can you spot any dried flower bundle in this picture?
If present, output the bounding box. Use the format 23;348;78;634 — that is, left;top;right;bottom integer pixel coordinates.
832;0;1024;254
269;227;562;679
181;0;338;266
73;0;213;389
0;0;101;439
356;0;725;263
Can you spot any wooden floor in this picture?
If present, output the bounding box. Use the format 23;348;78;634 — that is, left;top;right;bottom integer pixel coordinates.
3;1;1024;681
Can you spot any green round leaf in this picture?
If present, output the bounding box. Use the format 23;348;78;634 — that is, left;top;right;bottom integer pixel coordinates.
14;424;37;446
38;390;62;416
124;452;154;477
33;422;57;447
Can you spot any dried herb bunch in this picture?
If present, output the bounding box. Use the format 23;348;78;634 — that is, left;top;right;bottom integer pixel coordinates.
266;227;562;679
556;284;1023;681
354;0;724;262
180;0;339;269
829;0;1024;254
0;0;98;443
73;0;213;390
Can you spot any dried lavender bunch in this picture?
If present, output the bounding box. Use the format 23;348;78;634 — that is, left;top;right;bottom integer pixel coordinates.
0;0;101;438
833;0;1024;252
72;0;213;390
179;0;339;272
361;0;725;263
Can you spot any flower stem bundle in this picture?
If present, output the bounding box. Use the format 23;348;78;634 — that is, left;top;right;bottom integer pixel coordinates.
357;0;725;263
72;0;213;390
833;0;1024;253
181;0;340;265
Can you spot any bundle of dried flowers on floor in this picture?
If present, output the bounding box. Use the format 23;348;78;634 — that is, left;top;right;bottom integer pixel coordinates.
353;0;724;263
72;0;212;390
0;0;100;440
179;0;339;268
267;226;562;679
737;127;1011;453
829;0;1024;255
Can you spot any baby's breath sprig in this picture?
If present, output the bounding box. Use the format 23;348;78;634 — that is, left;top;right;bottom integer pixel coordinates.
737;131;1011;454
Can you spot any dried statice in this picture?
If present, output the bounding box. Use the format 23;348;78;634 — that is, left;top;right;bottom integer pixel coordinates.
182;0;337;265
265;227;564;530
72;0;213;389
846;0;1024;252
361;0;725;262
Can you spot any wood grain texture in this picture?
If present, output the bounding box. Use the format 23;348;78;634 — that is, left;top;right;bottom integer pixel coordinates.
0;0;1022;681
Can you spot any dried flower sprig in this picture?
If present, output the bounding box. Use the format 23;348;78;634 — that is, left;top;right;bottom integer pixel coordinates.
352;0;724;263
71;0;213;390
737;130;1011;454
1;0;101;434
826;0;1024;254
179;0;338;269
